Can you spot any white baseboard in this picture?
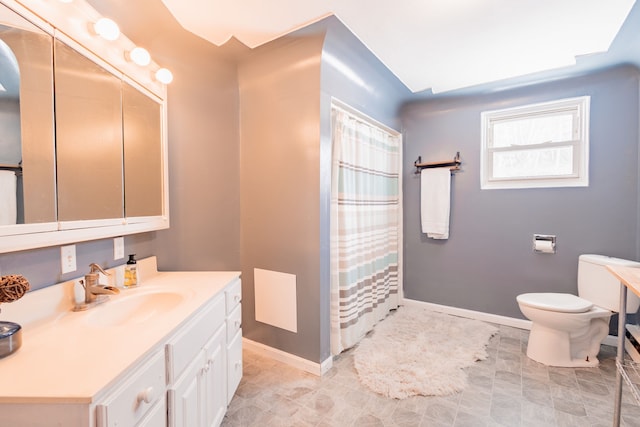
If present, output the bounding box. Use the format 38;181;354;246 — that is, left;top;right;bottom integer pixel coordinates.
401;298;533;330
243;301;625;375
243;338;333;377
401;297;622;348
603;335;620;347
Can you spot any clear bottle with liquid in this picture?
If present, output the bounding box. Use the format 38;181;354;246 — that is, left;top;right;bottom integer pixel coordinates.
124;254;138;288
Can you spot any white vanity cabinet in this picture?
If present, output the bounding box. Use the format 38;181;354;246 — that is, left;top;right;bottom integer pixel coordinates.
167;277;242;427
0;268;242;427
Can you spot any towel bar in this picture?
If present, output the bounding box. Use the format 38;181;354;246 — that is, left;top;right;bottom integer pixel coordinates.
0;163;22;176
414;152;461;174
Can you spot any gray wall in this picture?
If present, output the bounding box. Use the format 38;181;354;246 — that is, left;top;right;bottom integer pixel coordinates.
0;234;155;291
238;29;325;363
320;18;410;129
402;65;640;319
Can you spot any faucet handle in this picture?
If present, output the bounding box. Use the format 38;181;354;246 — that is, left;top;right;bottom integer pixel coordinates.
89;263;110;276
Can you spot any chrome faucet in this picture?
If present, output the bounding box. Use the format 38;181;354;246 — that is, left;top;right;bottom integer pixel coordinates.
73;263;120;311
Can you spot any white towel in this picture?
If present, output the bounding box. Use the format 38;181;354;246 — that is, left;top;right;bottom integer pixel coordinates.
0;170;17;225
420;168;450;239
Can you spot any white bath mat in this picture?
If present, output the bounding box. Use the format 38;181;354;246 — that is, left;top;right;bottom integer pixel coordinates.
352;306;498;399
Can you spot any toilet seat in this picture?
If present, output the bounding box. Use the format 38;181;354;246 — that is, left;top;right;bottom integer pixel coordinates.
517;293;593;313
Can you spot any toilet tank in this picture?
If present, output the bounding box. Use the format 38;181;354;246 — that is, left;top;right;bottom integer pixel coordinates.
578;254;640;312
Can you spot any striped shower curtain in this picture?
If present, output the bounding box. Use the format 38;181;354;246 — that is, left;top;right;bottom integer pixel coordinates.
330;105;401;355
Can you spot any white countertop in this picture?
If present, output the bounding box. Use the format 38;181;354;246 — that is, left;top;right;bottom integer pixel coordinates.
0;259;240;404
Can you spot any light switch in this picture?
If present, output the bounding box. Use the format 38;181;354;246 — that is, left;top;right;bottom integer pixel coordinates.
61;245;77;274
113;237;124;260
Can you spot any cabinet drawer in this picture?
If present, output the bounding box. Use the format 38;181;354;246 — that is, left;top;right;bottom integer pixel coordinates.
227;329;242;405
166;293;225;383
96;349;166;427
226;304;241;341
136;397;167;427
225;278;242;314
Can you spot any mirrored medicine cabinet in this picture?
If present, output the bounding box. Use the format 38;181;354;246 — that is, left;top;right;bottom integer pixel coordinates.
0;0;168;253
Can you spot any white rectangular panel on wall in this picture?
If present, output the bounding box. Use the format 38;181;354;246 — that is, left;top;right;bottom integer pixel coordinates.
254;268;297;333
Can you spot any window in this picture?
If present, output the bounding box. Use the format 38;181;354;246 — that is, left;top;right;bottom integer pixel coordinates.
481;96;589;189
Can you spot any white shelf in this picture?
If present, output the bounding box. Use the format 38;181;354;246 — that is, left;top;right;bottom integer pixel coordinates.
607;265;640;426
616;359;640;404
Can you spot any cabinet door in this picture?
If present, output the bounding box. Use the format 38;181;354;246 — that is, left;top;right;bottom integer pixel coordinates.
168;352;204;427
203;325;226;427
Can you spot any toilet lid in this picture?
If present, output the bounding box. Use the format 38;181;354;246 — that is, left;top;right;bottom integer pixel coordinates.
517;293;593;313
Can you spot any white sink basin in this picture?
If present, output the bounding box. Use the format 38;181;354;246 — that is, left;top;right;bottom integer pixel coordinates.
85;291;185;327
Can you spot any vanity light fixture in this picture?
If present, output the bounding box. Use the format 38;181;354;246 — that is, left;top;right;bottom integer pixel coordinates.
128;47;151;66
93;17;120;41
155;68;173;84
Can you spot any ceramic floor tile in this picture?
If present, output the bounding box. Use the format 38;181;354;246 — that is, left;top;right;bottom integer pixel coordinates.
549;384;583;403
577;379;612;400
453;410;490;427
222;329;639;427
522;385;553;407
521;400;556;424
351;414;385;427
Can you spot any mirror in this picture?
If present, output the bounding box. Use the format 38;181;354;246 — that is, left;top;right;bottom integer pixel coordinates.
0;5;55;226
0;0;168;253
123;82;163;218
54;40;124;222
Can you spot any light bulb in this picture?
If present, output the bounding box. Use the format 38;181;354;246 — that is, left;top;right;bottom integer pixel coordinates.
155;68;173;84
58;0;73;3
93;18;120;41
129;47;151;66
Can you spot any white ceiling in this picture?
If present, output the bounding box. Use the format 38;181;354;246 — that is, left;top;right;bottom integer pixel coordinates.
160;0;636;94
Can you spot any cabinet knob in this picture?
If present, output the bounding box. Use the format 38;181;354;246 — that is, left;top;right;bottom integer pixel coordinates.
137;386;154;404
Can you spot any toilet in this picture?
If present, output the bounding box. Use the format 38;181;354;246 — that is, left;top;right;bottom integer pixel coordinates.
517;254;640;367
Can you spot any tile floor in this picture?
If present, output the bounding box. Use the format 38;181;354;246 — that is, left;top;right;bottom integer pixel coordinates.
222;324;640;426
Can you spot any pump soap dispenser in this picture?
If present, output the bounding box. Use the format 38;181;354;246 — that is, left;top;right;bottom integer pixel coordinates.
124;254;138;288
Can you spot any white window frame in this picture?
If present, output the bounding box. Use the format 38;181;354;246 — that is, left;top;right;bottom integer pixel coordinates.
481;96;590;190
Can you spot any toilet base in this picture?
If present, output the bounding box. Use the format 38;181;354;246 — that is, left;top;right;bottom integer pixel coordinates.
526;323;601;368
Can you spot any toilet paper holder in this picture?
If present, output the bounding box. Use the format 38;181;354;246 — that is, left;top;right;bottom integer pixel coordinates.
533;234;556;254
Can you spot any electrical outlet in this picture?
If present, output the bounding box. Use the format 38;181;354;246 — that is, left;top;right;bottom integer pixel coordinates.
60;245;77;274
113;237;124;260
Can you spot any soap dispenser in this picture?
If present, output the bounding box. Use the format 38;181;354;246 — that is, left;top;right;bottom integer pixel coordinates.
124;254;138;288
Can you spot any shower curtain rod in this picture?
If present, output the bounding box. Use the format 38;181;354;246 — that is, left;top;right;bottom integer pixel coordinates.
414;152;461;174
